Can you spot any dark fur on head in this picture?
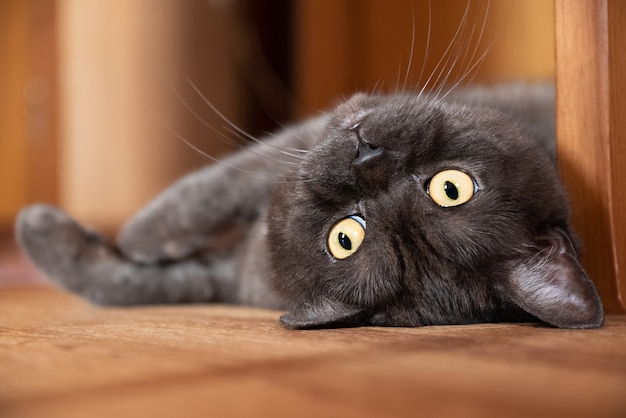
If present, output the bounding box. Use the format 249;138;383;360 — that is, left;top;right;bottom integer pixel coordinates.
268;92;603;329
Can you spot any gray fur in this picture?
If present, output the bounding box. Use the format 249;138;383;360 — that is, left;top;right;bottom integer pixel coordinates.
16;84;604;329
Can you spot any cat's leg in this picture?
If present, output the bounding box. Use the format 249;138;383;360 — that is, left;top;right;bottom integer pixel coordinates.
116;163;269;264
16;204;237;305
117;116;326;264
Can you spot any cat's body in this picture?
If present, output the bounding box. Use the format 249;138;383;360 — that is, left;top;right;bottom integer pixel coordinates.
16;84;605;329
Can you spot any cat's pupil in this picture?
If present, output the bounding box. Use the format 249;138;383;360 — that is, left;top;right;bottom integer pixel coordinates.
444;181;459;200
338;232;352;250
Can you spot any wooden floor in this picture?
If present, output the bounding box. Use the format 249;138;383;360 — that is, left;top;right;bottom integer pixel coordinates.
1;242;626;418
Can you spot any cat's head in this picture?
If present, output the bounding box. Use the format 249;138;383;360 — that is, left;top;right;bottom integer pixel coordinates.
267;92;604;329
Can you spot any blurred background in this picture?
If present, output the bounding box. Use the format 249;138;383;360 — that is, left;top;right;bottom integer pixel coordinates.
0;0;554;238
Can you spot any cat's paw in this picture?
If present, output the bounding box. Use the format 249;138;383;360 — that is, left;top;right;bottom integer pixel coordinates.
17;205;82;259
15;205;114;287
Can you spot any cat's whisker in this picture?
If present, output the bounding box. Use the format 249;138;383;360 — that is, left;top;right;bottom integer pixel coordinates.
272;145;310;155
188;78;267;144
292;122;326;148
157;115;312;184
221;126;305;161
188;78;315;161
465;0;491;72
417;0;472;99
395;57;405;94
400;12;416;93
259;127;315;156
439;37;497;102
157;115;250;169
168;82;304;167
218;124;306;163
169;81;248;150
439;30;498;102
434;5;485;100
179;77;310;167
448;9;497;89
436;0;494;102
370;74;387;96
429;20;479;102
157;116;241;167
414;0;433;96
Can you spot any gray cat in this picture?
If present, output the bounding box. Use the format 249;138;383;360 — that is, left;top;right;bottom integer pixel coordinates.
15;84;604;329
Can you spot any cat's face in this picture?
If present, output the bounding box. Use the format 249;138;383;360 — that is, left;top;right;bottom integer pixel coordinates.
267;93;604;329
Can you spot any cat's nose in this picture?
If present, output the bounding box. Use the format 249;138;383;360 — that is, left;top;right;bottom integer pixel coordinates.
352;137;386;167
351;137;391;189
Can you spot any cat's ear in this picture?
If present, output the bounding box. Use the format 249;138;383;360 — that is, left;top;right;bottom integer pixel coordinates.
506;228;604;328
280;298;368;330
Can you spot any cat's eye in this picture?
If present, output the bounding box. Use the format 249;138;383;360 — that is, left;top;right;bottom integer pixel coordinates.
327;215;366;259
427;169;476;207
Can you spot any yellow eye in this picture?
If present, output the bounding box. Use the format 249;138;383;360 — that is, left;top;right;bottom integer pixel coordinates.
428;169;476;207
327;215;366;259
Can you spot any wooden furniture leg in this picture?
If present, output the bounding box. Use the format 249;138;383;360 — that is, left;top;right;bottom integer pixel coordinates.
555;0;626;313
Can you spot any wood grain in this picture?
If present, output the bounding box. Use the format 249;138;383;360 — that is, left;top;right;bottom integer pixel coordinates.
555;0;626;312
1;287;625;418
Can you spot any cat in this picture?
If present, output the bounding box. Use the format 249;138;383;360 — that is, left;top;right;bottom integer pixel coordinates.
15;83;605;329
